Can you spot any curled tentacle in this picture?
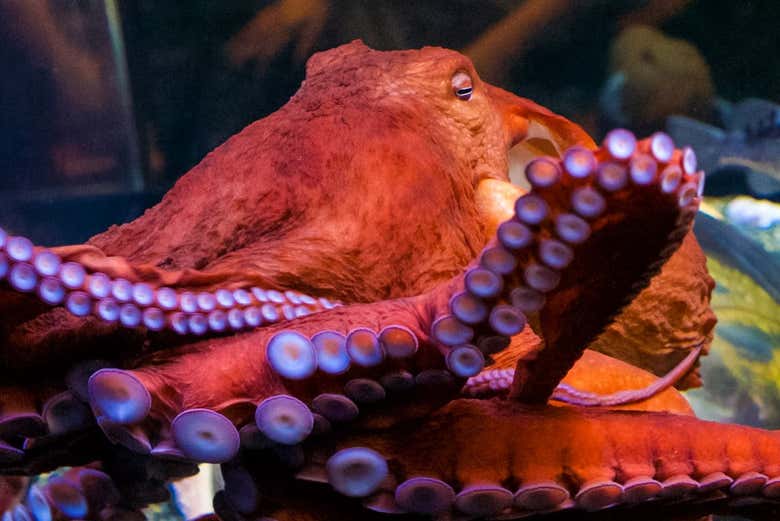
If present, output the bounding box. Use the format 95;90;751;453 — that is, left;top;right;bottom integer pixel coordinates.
0;231;337;336
466;343;703;408
506;131;704;402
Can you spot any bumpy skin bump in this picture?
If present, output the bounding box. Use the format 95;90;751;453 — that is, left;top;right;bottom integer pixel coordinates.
1;42;774;521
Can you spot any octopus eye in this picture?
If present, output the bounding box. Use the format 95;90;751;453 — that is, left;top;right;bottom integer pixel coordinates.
452;71;473;101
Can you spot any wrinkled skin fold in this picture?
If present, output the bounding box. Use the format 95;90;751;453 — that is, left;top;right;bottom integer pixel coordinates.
2;41;771;521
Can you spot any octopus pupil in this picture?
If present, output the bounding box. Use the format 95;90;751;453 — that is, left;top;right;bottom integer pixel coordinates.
456;87;472;100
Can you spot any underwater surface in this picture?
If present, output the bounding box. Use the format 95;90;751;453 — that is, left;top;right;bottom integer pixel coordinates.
0;2;779;521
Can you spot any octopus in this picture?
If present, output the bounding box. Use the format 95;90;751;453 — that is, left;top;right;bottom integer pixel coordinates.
0;41;777;521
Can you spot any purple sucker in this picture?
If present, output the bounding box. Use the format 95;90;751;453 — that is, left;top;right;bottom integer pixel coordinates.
255;394;313;445
38;277;65;305
155;287;178;310
378;325;418;359
65;291;92;317
650;131;674;162
311;394;359;423
87;272;112;299
267;290;285;303
261;303;279;322
510;286;546;313
119;303;142;327
96;298;120;322
197;292;216;312
455;484;513;516
431;315;474;347
172;408;240;464
480;246;517;275
380;370;415;392
284;290;302;304
571;186;606;218
629;153;658;185
682;146;697;174
142;307;166;331
42;391;92;435
251;287;268;302
215;288;235;308
132;283;155;306
344;378;386;404
563;146;596;178
603;128;636;160
538;239;574;270
327;447;389;498
170;312;189;334
446;345;485;378
498;220;533;250
524;264;560;293
525;157;561;187
188;313;208;335
395;477;455;514
312;330;350;374
267;331;317;379
180;292;198;313
282;304;296;320
233;288;252;306
514;481;570;510
464;267;503;299
299;293;317;305
208;310;228;332
6;236;33;262
227;309;245;330
33;250;61;277
555;213;591;244
597;162;628;192
515;194;549;225
9;263;37;292
88;368;150;424
111;278;133;302
244;306;263;327
346;328;385;367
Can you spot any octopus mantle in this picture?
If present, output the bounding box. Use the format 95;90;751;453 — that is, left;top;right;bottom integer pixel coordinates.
1;41;776;521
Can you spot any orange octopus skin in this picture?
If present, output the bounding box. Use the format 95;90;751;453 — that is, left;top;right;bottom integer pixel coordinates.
0;42;774;521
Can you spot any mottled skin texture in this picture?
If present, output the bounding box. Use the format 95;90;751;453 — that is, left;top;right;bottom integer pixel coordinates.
0;42;775;521
591;232;716;388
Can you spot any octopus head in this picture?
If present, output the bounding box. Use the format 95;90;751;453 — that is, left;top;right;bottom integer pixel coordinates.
295;41;595;254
